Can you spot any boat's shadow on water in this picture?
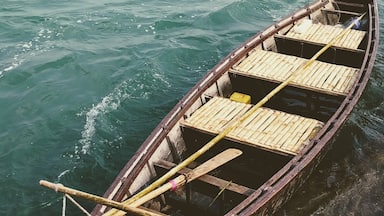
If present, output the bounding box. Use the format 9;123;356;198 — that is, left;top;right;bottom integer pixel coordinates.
276;113;384;215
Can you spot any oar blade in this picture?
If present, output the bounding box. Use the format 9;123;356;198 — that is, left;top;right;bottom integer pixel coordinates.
188;148;242;180
129;148;242;208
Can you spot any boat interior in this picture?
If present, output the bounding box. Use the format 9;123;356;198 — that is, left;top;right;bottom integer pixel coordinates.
120;1;373;215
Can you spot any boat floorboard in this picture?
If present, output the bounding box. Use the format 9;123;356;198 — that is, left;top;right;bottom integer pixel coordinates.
181;97;324;155
285;21;366;50
230;49;359;96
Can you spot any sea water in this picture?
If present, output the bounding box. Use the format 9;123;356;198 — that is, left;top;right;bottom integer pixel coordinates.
0;0;383;215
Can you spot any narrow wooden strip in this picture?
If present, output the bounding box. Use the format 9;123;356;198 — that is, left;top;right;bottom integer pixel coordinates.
246;50;271;73
267;113;293;148
276;115;303;150
187;98;220;126
303;61;323;86
335;68;357;93
313;63;334;88
281;117;309;150
200;98;231;126
154;160;255;196
306;24;322;41
236;109;265;139
332;66;353;93
231;109;259;138
344;69;359;92
257;114;278;146
207;101;239;131
322;64;341;90
288;120;314;150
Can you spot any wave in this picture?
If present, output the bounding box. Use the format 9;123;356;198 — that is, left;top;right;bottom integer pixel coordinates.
0;27;61;77
77;81;131;155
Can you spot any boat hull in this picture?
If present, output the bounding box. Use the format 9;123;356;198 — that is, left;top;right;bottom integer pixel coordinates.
93;0;379;215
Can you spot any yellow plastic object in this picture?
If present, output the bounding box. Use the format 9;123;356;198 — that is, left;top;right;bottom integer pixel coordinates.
230;92;251;104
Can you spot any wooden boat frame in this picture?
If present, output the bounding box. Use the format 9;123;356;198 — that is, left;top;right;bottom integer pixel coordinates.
93;0;379;215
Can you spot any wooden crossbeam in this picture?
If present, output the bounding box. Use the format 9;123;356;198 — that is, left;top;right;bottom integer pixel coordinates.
154;159;255;197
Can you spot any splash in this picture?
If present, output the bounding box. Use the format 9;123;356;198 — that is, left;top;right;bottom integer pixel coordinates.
1;28;59;76
77;81;130;154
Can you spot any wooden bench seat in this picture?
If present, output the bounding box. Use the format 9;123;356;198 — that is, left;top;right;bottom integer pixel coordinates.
285;21;366;50
181;97;324;155
230;49;359;96
154;159;255;197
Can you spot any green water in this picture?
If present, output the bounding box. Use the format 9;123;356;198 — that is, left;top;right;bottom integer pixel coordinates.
0;0;383;215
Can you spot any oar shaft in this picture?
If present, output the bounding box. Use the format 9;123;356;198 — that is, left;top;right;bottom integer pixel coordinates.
39;180;163;216
130;175;184;207
130;148;242;208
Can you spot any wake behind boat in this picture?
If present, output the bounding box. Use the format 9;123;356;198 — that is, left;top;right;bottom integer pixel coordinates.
41;0;379;215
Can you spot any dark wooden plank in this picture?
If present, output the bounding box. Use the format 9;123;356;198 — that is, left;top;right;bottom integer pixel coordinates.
154;159;255;197
274;34;365;68
321;8;362;16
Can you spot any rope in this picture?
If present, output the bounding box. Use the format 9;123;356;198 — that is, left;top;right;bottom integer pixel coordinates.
65;194;92;216
208;181;232;208
62;195;66;216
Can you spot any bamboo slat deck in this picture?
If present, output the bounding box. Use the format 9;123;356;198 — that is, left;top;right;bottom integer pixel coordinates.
231;49;359;96
285;21;366;50
181;97;324;155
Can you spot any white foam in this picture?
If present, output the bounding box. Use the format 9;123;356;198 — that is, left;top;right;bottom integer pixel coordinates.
78;81;130;154
57;169;71;181
1;27;59;75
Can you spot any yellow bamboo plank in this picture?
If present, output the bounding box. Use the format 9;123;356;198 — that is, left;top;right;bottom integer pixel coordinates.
273;115;303;148
286;22;365;50
187;98;218;123
335;68;357;94
277;116;304;151
313;63;334;88
321;63;340;90
182;97;324;155
258;114;279;145
238;52;261;72
302;61;323;86
333;66;353;93
249;50;270;68
284;118;311;150
207;102;240;131
236;109;264;139
345;71;359;92
269;114;297;149
291;121;322;152
231;110;258;138
193;99;227;128
295;121;317;145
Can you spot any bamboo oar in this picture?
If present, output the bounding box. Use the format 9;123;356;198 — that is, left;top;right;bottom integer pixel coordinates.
39;180;164;216
105;13;366;216
129;148;242;207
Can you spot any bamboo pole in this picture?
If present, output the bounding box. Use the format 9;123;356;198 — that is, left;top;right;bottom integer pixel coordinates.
129;148;242;207
105;13;366;216
39;180;164;216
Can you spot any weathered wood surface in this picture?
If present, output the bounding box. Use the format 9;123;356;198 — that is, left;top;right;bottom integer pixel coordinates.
181;97;324;155
129;148;242;208
39;180;166;216
154;159;255;196
231;49;359;96
286;21;366;49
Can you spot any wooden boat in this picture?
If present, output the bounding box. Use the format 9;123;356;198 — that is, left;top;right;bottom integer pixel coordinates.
91;0;379;215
